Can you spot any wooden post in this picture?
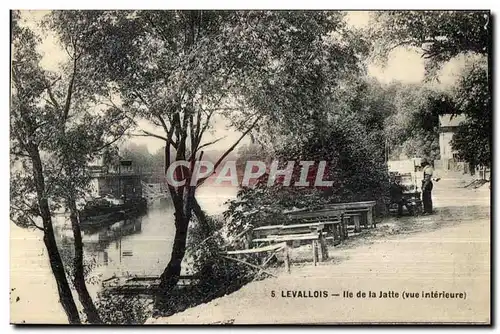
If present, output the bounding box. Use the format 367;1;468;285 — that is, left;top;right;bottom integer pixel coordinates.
366;208;373;228
284;242;291;274
325;224;332;245
353;215;361;233
244;231;252;249
249;227;256;248
317;235;323;261
332;223;338;243
312;240;318;266
342;215;349;239
319;233;328;261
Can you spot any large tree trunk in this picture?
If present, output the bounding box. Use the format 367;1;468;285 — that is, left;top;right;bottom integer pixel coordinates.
156;184;198;301
156;191;214;307
30;148;81;324
191;196;215;279
68;200;102;324
42;221;81;324
156;209;191;301
192;197;210;238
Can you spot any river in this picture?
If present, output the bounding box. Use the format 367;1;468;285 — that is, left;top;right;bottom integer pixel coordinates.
10;185;238;323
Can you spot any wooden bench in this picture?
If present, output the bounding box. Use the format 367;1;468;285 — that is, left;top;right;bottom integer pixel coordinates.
343;212;363;234
223;242;291;274
285;208;347;243
323;201;377;233
252;225;283;239
250;222;329;266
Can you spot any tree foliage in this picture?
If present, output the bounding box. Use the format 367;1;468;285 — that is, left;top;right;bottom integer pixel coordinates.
225;83;391;236
451;57;490;167
383;83;445;160
11;11;132;323
371;10;489;75
118;143;165;173
371;10;491;168
47;10;370;299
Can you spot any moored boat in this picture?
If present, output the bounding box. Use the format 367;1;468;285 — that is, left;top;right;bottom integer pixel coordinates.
79;195;147;229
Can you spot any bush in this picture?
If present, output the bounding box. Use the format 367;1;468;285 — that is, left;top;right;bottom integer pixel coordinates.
224;112;391;231
149;214;258;318
96;293;153;324
187;215;256;286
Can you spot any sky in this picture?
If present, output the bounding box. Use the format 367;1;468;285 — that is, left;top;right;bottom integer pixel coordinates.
20;10;470;155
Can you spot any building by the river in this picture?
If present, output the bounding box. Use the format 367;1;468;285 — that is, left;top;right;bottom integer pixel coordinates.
88;160;143;200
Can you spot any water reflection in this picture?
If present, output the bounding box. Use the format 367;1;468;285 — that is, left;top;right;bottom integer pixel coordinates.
82;217;143;254
54;204;174;281
55;185;237;284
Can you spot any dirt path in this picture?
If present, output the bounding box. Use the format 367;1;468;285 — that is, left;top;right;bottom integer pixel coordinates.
148;176;490;324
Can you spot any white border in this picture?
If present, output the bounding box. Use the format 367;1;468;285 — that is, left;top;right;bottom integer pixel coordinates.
2;1;498;333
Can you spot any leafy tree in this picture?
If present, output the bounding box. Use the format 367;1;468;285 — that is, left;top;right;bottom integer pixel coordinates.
11;11;130;323
120;143;155;172
225;109;390;236
370;11;489;75
235;143;270;175
49;10;367;302
340;77;395;160
371;10;491;168
383;83;444;161
451;57;490;168
10;11;81;323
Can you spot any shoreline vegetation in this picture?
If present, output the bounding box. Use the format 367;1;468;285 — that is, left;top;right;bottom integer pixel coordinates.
98;184;490;324
96;214;263;324
11;10;490;324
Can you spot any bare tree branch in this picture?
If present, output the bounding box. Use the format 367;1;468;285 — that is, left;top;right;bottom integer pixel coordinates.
196;115;262;187
197;136;227;151
62;54;79;121
157;115;170;135
44;77;62;110
91;127;129;153
131;130;169;142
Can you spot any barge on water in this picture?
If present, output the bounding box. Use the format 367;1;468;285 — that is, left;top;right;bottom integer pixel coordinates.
82;159;149;229
78;195;147;230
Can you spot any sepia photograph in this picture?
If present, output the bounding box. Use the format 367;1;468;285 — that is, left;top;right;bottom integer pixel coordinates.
9;9;491;325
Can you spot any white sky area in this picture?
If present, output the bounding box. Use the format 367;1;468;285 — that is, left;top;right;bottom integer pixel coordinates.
20;10;469;154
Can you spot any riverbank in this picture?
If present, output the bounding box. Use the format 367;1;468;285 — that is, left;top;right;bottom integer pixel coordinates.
147;177;490;324
148;213;490;324
10;175;489;324
10;185;237;324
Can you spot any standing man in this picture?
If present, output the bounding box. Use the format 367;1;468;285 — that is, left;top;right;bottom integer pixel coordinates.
421;158;434;214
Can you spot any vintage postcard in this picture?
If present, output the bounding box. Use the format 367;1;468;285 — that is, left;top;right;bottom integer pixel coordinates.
10;10;491;324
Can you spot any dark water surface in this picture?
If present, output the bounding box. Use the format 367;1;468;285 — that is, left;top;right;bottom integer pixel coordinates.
10;186;236;322
53;186;237;296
